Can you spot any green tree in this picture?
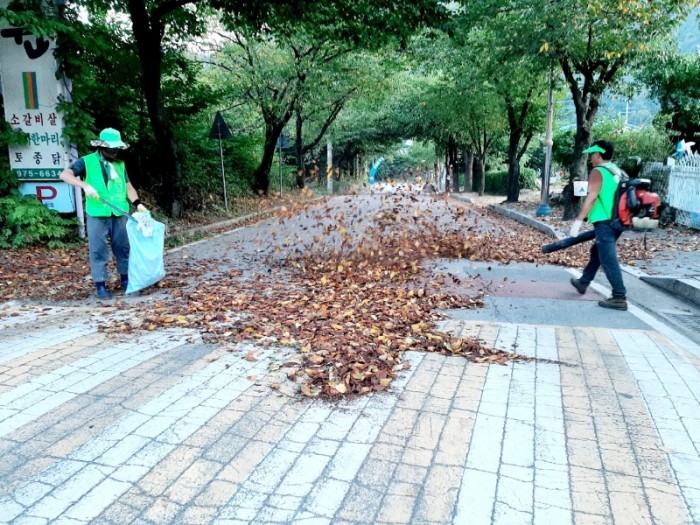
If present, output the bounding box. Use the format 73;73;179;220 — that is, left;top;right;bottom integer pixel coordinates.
315;66;436;172
641;52;700;145
447;23;548;201
210;31;377;193
210;0;446;194
536;0;694;180
463;0;696;215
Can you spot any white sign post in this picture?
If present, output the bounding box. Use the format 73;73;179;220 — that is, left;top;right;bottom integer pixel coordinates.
0;20;74;211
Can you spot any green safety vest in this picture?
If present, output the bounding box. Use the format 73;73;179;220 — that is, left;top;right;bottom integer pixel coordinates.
83;152;129;217
588;162;621;224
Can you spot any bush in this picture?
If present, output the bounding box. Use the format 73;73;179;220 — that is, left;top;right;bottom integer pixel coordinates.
485;167;539;194
519;167;539;190
0;194;76;248
485;170;508;194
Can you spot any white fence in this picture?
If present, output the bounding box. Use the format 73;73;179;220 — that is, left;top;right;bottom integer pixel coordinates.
668;155;700;229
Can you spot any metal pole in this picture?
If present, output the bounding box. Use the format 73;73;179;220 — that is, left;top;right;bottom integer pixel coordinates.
327;140;333;194
279;139;283;196
74;185;86;239
536;65;554;217
219;136;228;211
67;151;86;239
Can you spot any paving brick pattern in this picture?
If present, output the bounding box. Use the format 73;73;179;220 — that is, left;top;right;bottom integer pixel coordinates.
1;304;699;524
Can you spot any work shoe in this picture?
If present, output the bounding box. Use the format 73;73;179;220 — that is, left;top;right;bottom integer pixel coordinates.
570;277;587;295
95;283;112;300
598;296;627;311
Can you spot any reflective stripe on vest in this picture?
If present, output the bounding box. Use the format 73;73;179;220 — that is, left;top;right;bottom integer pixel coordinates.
83;152;129;217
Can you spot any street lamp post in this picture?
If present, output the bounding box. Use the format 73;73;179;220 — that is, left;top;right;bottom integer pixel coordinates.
536;65;554;217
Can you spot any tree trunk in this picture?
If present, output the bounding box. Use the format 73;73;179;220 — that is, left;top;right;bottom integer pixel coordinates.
505;122;530;203
446;137;458;190
126;0;182;216
506;153;520;203
253;126;282;194
503;95;533;203
294;110;305;189
474;156;485;196
464;149;473;192
571;121;593;181
560;53;615;220
295;108;303;171
563;109;595;219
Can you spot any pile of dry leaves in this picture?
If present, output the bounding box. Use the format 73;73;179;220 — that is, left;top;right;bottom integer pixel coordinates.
98;192;553;397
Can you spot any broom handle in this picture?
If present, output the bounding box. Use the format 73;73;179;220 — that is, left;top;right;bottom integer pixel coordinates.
98;197;138;222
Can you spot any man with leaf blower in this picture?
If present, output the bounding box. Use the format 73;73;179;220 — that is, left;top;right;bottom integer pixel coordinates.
568;140;628;311
60;128;147;299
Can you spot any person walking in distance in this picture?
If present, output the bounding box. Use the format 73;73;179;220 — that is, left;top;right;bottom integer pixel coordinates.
569;140;627;310
60;128;147;299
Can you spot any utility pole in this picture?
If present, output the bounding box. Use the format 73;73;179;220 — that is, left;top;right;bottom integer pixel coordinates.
536;65;554;217
219;135;228;210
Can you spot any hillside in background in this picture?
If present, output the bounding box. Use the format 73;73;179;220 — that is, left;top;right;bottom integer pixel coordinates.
678;9;700;54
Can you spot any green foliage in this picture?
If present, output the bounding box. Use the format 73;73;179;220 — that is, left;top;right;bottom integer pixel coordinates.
552;119;671;178
0;119;28;196
485;167;538;194
333;68;438;159
552;128;577;173
178;116;263;210
641;52;700;144
0;194;76;248
371;141;437;180
484;170;508;194
593;118;672;162
519;167;539;191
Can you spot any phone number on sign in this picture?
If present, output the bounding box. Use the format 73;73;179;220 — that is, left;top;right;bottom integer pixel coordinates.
14;168;62;180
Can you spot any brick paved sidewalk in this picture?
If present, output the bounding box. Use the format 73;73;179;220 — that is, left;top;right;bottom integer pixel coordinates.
1;303;699;524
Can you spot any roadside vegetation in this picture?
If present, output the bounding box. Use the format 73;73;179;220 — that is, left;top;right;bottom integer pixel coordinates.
1;0;697;246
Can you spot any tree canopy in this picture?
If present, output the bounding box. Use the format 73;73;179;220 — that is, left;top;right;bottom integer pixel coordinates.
1;0;698;224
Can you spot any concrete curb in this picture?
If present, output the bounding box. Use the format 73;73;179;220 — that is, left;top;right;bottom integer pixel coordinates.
177;196;329;238
639;276;700;307
166;211;274;255
450;195;474;205
180;210;271;237
486;203;564;239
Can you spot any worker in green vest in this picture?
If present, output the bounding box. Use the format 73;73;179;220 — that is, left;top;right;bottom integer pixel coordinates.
60;128;147;299
568;140;627;310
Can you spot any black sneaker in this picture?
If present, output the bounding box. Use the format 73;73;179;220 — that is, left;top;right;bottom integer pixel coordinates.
570;277;587;295
598;296;627;311
95;283;112;300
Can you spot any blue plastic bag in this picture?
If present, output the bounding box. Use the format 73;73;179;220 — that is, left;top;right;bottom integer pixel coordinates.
126;212;166;294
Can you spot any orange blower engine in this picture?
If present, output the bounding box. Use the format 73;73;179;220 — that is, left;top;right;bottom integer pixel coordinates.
616;178;661;230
